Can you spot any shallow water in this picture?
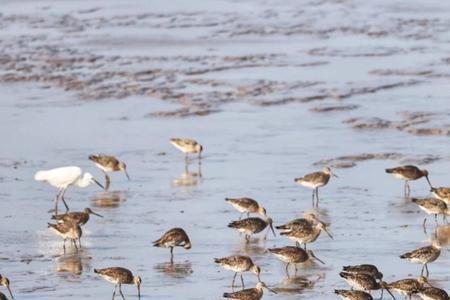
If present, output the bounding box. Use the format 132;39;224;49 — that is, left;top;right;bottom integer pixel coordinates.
1;0;450;299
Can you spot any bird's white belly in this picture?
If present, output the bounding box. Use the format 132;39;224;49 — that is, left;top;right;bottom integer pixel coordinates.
298;180;322;189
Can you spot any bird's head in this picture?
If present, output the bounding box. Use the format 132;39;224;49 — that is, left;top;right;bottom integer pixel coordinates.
118;162;130;180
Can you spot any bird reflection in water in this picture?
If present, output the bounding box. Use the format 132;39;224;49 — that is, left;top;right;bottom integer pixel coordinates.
274;274;323;295
153;261;193;279
434;224;450;246
172;162;202;187
91;191;127;208
56;254;83;275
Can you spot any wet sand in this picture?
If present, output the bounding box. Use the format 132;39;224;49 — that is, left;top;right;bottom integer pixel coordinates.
1;0;450;299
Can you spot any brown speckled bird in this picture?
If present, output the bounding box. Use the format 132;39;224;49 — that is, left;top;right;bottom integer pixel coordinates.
228;217;275;242
385;165;431;196
268;246;324;275
214;255;261;288
52;207;103;226
412;198;449;229
48;221;82;252
417;286;449;300
279;221;333;249
386;276;428;300
335;289;373;300
339;272;395;299
431;187;450;204
0;275;13;299
223;282;277;300
89;154;129;190
225;198;267;219
153;228;191;261
295;167;337;207
400;244;441;277
170;138;203;161
94;267;141;300
342;264;383;280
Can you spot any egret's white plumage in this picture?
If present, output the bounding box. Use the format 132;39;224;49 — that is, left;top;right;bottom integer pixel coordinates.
35;166;104;214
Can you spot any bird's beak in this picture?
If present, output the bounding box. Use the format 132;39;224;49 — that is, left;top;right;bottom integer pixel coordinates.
265;286;277;294
91;210;103;218
323;227;334;240
124;170;130;180
137;284;141;299
7;286;13;299
92;178;105;190
332;173;338;178
385;287;396;300
269;222;276;237
426;176;432;188
310;252;325;264
257;274;261;282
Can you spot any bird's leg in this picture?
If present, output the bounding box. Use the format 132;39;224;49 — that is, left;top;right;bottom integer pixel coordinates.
285;263;290;276
247;212;250;218
294;264;298;275
104;172;111;191
112;284;117;299
232;272;237;287
54;189;63;215
119;284;125;300
78;238;82;249
63;238;66;253
423;218;427;234
295;241;300;247
245;235;250;243
239;213;243;220
240;273;244;289
303;243;307;250
73;239;78;251
61;188;69;212
315;188;319;207
170;247;174;263
421;264;424;276
406;181;411;197
425;264;429;277
435;214;438;225
312;190;315;206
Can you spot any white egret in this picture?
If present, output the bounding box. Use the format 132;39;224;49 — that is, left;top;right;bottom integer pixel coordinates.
34;166;105;214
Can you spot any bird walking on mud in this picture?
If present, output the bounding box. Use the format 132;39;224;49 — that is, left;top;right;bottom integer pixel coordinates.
223;281;277;300
228;217;275;242
48;221;83;252
268;246;324;275
0;275;13;299
153;228;191;262
89;154;130;190
225;198;267;219
335;289;373;300
385;165;431;196
34;166;104;214
214;255;261;288
295;167;337;207
400;243;441;277
170;138;203;162
52;207;103;226
94;267;141;300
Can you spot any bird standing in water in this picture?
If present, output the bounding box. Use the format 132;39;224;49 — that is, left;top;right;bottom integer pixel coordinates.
94;267;141;300
170;138;203;162
89;154;130;191
295;167;337;207
153;228;191;262
385;165;431;197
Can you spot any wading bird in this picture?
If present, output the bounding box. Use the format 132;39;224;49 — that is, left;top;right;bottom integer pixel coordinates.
48;221;82;252
52;207;103;226
153;228;191;262
223;282;277;300
34;166;104;214
89;154;130;190
385;165;431;196
295;167;337;207
335;289;373;300
400;243;441;277
94;267;141;300
225;198;267;219
214;255;261;288
268;247;324;275
228;217;275;242
0;275;13;299
170;138;203;162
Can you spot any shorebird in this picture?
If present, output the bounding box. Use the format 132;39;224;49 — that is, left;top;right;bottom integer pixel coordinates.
385;165;431;196
228;217;275;242
223;281;277;300
34;166;104;214
431;187;450;204
0;275;13;299
214;255;261;288
417;285;449;300
268;247;324;275
342;264;383;280
170;138;203;161
48;221;82;251
335;289;373;300
340;272;395;299
279;221;333;249
94;267;141;300
153;228;191;261
89;154;130;190
386;276;428;300
52;207;103;226
275;213;319;232
411;198;449;228
400;243;441;277
225;198;267;219
295;167;337;207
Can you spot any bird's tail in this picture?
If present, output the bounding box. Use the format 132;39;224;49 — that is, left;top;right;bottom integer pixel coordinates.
223;293;232;298
275;224;288;230
411;198;419;203
385;168;394;173
214;258;222;264
227;221;239;228
339;272;350;279
94;269;99;274
34;171;47;181
47;223;57;229
399;253;411;259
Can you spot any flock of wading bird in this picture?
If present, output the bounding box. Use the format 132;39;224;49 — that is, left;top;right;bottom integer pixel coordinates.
0;139;448;300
